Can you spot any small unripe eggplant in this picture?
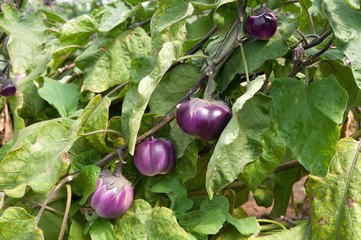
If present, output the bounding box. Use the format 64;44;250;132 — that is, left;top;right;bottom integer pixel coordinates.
89;171;133;219
176;98;232;141
246;8;278;40
134;139;175;176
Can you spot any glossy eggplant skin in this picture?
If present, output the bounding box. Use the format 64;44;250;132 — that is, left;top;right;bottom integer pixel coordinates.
89;172;133;219
0;78;16;97
134;139;175;176
246;10;277;40
176;98;232;141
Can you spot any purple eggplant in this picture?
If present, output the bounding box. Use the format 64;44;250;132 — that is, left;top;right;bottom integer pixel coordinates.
134;139;175;176
246;9;278;40
0;78;17;97
176;98;232;141
89;172;133;219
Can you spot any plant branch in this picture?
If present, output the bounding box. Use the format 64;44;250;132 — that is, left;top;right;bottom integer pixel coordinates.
22;198;64;215
166;26;219;74
289;39;333;78
81;129;123;137
52;63;76;79
350;130;361;140
131;18;151;29
33;173;78;233
177;55;215;63
257;219;287;230
58;184;72;240
303;29;332;49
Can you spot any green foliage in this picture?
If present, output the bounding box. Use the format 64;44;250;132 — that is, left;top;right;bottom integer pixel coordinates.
305;138;361;239
37;77;80;118
0;207;44;239
0;3;51;74
151;176;193;218
1;0;361;238
114;199;189;239
206;78;270;197
0;119;80;198
72;165;101;205
270;76;348;177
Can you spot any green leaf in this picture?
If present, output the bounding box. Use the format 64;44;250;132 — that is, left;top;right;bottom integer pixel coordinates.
247;0;268;7
76;27;151;93
169;123;196;159
151;176;193;218
186;15;214;40
338;33;361;90
122;41;182;155
179;196;229;235
322;0;361;45
38;9;67;23
344;0;360;9
213;0;237;26
226;215;258;236
253;185;274;208
0;3;51;74
90;218;116;240
239;122;285;192
257;222;308;239
114;199;189;239
0;207;44;239
177;141;198;185
8;93;25;137
270;167;298;217
69;150;101;174
36;201;66;240
305;138;361;239
79;95;113;154
37;77;80;118
72;165;101;205
69;219;89;240
16;44;53;119
318;60;358;119
269;76;348;177
0;119;81;198
184;147;212;192
215;15;296;92
149;63;201;115
135;172;176;205
99;0;141;32
206;78;268;197
50;14;97;71
153;0;218;33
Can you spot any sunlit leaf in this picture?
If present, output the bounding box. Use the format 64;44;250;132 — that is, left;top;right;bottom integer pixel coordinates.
0;119;81;198
206;78;268;197
151;176;193;218
114;199;189;239
76;27;151;93
0;207;44;239
0;3;51;74
122;41;182;155
270;76;348;177
99;0;141;32
305;138;361;239
37;77;80;118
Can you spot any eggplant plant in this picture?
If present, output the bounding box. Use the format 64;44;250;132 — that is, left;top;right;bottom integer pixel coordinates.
0;0;360;239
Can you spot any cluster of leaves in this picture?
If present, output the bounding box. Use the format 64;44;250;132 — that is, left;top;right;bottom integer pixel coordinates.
0;0;361;239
